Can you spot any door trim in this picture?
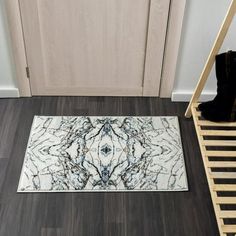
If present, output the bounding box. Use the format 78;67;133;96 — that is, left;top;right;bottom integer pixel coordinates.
160;0;186;97
4;0;31;97
6;0;186;98
143;0;171;96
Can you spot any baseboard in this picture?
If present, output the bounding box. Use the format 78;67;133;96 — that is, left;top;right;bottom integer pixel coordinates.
171;90;216;102
0;87;20;98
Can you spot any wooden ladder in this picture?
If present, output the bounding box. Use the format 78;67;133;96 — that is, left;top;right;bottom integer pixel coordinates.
185;1;236;235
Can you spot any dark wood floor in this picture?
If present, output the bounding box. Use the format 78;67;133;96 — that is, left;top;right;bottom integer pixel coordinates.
0;97;219;236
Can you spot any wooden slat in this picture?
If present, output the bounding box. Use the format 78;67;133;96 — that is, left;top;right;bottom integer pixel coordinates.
195;111;201;116
203;140;236;146
205;151;236;157
197;120;236;127
210;172;236;179
219;211;236;218
200;130;236;136
213;184;236;191
222;225;236;233
192;103;199;108
216;197;236;204
207;162;236;168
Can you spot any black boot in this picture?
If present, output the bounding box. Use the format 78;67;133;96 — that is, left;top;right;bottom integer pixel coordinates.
198;51;228;112
201;51;236;122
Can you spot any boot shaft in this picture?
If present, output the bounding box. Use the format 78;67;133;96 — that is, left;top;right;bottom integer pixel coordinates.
215;51;236;96
198;51;236;121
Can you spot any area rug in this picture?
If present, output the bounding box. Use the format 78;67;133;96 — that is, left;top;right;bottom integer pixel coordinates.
18;116;188;192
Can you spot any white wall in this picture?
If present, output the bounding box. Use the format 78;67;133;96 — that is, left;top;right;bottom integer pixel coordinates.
172;0;236;102
0;1;19;97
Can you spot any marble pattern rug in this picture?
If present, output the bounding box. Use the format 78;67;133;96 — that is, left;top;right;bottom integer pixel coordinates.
18;116;188;192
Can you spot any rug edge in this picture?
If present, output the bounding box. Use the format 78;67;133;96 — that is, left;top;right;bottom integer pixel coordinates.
175;117;189;192
17;116;189;193
17;115;38;192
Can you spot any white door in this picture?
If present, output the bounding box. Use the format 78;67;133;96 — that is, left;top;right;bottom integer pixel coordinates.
19;0;170;96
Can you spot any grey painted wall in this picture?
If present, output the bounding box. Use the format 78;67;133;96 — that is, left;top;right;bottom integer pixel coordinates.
0;0;18;97
172;0;236;101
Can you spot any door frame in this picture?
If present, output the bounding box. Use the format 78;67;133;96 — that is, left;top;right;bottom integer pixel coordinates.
4;0;186;97
4;0;31;96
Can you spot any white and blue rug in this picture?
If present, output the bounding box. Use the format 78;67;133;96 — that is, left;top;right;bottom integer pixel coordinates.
18;116;188;192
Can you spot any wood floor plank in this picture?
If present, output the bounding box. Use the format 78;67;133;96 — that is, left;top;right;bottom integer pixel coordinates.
0;100;23;159
41;228;62;236
0;97;219;236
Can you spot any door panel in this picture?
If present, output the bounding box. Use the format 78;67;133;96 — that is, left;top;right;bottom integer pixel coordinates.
19;0;169;96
